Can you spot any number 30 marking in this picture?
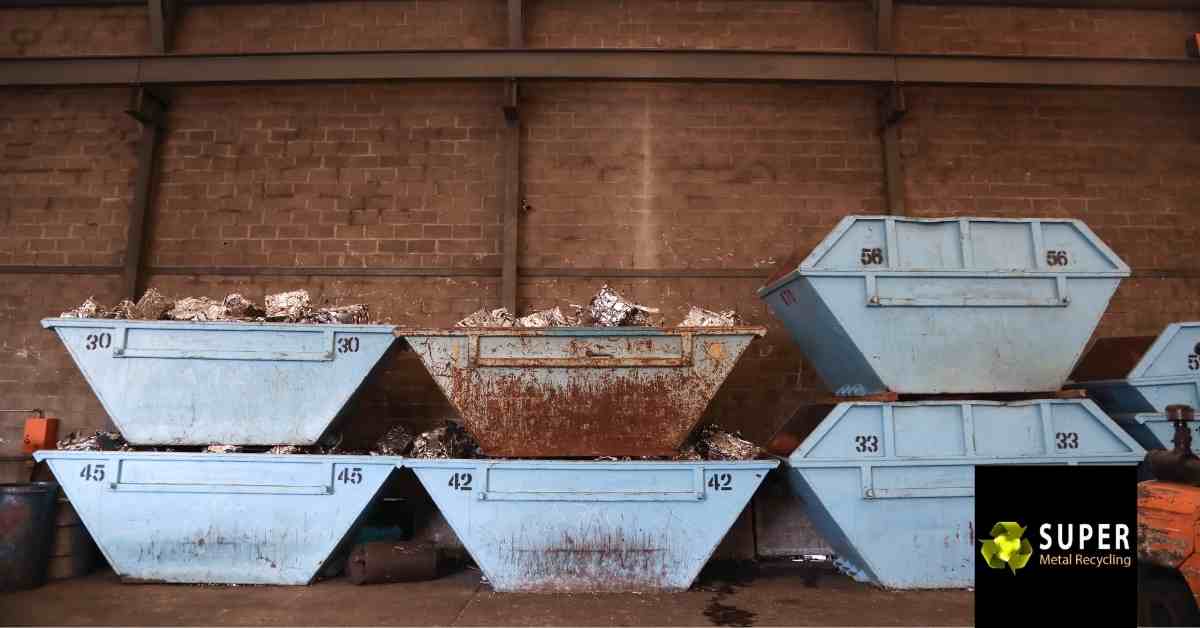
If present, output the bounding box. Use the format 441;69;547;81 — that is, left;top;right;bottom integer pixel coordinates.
85;333;111;351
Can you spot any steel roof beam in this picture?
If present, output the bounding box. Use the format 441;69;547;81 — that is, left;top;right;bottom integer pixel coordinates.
0;50;1198;89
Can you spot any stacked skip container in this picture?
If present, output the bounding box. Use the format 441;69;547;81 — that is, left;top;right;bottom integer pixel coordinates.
397;327;776;591
33;316;774;591
1070;323;1200;453
758;216;1147;589
33;319;402;585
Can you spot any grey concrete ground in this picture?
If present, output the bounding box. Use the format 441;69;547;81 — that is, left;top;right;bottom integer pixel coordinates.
0;563;973;626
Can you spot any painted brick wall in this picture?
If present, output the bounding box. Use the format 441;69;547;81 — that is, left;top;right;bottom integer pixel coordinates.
0;7;147;56
896;5;1200;57
175;0;505;53
151;84;504;269
521;82;883;270
5;0;1199;60
0;88;137;267
0;1;506;57
527;0;871;50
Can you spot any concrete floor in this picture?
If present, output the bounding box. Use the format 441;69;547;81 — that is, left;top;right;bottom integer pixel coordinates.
0;563;973;626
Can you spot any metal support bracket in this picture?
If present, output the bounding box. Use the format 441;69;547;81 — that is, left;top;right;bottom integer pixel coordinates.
501;79;520;312
147;0;178;53
878;85;906;215
121;87;169;301
872;0;895;52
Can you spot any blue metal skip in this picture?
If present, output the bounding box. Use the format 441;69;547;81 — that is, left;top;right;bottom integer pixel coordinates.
42;319;396;445
1071;322;1200;418
1107;413;1200;451
784;400;1144;589
758;216;1129;395
33;451;401;585
407;459;778;592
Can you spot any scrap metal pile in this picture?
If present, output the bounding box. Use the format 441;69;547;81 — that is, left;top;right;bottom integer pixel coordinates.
456;284;743;328
680;425;763;461
56;431;132;452
59;288;370;324
371;422;481;459
363;422;760;461
597;426;762;462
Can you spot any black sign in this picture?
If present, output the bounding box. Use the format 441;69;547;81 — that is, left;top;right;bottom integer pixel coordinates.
976;465;1137;626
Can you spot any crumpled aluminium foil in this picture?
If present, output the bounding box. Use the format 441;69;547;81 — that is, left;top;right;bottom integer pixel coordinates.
129;288;175;320
588;285;660;327
60;297;101;319
223;293;264;319
672;445;704;461
372;424;414;456
408;423;480;459
57;289;371;325
690;425;762;461
204;444;243;454
679;306;743;327
306;304;369;325
456;308;516;328
168;296;228;322
57;430;131;451
266;289;311;321
516;306;579;328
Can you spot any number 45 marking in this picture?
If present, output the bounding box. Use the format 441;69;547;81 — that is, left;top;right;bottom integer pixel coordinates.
79;463;105;482
337;467;363;484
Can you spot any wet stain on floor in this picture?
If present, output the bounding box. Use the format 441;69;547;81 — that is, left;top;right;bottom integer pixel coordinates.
698;563;759;627
704;597;758;627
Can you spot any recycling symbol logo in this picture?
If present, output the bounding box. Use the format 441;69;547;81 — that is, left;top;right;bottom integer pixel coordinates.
980;522;1033;574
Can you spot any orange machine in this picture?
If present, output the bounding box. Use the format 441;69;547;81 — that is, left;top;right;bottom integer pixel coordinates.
21;412;58;454
1138;405;1200;626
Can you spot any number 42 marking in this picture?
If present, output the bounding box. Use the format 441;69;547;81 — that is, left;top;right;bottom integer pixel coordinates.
707;473;733;491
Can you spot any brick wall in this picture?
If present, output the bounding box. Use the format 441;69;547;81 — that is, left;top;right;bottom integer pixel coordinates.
152;84;504;269
0;7;147;56
0;89;137;267
896;5;1200;57
528;0;871;50
521;82;882;270
175;0;505;53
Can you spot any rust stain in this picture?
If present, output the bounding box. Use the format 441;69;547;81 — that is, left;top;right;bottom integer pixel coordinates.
1138;481;1200;569
453;340;718;457
501;525;678;592
1139;521;1191;567
454;368;711;457
408;330;760;457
